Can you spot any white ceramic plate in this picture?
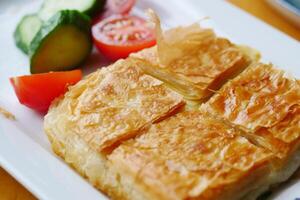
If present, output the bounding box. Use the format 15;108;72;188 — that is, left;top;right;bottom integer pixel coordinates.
0;0;299;199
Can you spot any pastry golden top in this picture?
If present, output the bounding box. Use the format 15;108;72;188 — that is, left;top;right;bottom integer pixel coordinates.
269;105;300;143
132;38;246;85
109;111;273;200
130;11;251;100
254;104;300;159
45;59;184;152
201;63;300;158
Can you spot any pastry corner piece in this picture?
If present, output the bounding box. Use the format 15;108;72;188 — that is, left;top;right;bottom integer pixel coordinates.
44;58;185;199
109;111;274;200
201;62;300;184
130;10;260;101
44;58;184;153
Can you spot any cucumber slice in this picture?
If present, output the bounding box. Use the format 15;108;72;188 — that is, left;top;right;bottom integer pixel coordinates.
30;10;92;74
14;14;42;54
38;0;106;21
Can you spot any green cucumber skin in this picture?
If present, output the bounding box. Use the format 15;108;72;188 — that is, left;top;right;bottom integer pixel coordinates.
14;14;42;54
38;0;106;21
14;19;28;54
15;0;106;54
29;10;92;74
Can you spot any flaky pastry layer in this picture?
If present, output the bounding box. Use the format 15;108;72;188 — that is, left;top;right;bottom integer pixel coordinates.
109;111;273;200
45;58;184;152
130;11;257;101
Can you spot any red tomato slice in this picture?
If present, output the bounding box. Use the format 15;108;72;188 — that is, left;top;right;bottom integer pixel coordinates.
107;0;136;14
92;0;136;24
10;70;82;113
92;15;156;60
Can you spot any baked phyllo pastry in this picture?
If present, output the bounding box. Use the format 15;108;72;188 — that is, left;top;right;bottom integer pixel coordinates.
44;58;184;153
43;11;298;200
108;111;274;200
201;63;300;184
45;104;274;200
130;11;259;101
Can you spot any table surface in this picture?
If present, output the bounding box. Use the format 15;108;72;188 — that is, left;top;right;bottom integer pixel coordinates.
1;0;299;199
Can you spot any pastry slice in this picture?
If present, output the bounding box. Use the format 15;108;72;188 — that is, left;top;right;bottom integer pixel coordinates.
44;58;184;153
109;111;273;200
130;11;259;101
201;63;300;184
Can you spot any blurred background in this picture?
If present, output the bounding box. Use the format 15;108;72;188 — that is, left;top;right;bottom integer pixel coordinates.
229;0;300;40
0;0;299;200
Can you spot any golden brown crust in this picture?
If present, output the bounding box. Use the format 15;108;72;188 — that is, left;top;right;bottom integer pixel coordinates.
46;58;184;152
130;19;251;101
109;111;273;200
45;116;150;200
201;63;300;160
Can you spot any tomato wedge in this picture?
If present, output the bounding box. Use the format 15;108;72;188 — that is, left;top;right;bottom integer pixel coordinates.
10;70;82;113
92;0;136;24
106;0;136;15
92;15;156;60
